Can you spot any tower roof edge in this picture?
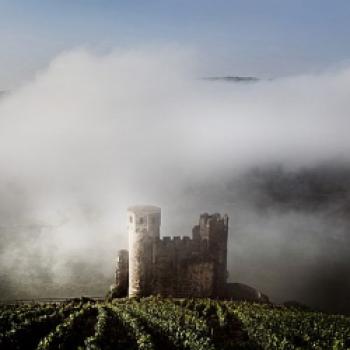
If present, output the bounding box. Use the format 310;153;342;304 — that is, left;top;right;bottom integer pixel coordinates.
127;205;161;214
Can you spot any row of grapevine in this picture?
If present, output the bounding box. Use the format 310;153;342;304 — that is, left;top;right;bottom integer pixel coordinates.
226;301;350;350
180;298;258;349
1;298;349;350
84;306;112;350
127;298;215;350
109;303;155;350
84;304;153;350
37;303;97;350
0;303;74;350
0;303;57;334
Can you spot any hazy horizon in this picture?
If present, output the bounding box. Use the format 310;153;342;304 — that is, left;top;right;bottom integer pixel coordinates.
1;2;350;315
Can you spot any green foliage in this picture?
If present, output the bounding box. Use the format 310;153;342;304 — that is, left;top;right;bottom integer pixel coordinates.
0;298;348;350
126;298;215;350
0;303;73;349
109;303;155;350
37;303;97;349
226;301;350;350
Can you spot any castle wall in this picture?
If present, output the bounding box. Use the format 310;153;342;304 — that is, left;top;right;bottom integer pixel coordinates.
124;205;228;298
151;236;194;296
180;261;214;297
150;236;215;297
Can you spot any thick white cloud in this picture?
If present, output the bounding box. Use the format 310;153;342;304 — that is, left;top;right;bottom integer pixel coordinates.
0;47;350;304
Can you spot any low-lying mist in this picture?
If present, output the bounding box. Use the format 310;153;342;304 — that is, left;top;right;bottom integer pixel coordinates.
0;47;349;313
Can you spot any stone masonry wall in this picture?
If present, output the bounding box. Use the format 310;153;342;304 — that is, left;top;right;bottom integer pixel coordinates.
122;206;228;298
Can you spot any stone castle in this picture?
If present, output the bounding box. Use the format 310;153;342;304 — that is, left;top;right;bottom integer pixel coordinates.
114;205;230;298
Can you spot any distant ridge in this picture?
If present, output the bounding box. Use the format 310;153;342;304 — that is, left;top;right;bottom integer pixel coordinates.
203;76;259;82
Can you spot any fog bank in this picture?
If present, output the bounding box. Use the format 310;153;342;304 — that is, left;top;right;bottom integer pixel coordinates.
0;48;349;312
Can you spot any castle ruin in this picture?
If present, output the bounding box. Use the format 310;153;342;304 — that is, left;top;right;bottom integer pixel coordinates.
114;205;229;298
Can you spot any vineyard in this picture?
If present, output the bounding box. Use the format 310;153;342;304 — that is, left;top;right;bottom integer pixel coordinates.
0;297;349;349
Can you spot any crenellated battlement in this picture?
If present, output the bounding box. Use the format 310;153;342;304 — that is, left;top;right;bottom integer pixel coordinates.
199;212;228;225
159;235;193;244
118;205;229;298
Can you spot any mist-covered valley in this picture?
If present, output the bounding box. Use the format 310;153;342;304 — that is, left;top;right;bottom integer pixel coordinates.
0;48;350;314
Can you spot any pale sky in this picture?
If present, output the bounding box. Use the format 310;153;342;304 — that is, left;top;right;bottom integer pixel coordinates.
1;0;350;88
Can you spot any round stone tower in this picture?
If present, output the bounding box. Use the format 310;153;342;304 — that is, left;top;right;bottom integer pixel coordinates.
127;205;161;297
